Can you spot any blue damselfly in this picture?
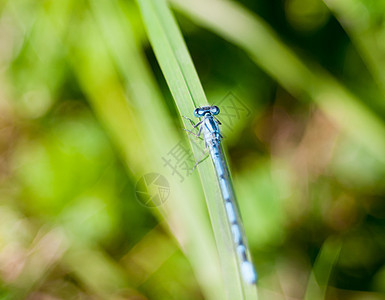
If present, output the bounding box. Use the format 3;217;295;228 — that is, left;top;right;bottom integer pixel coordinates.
184;105;257;285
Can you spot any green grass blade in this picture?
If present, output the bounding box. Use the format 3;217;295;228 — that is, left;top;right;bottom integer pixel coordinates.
323;0;385;96
136;0;258;298
67;5;225;300
170;0;385;165
85;0;226;298
304;237;342;300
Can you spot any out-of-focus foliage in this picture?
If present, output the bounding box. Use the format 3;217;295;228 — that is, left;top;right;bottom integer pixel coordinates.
0;0;385;299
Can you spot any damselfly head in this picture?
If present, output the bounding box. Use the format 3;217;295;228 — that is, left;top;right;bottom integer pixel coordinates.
194;105;220;117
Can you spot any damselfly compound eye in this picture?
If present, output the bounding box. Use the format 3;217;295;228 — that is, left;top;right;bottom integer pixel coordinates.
194;108;204;117
210;106;220;115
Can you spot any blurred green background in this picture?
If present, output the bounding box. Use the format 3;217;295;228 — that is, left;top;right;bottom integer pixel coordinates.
1;0;385;299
